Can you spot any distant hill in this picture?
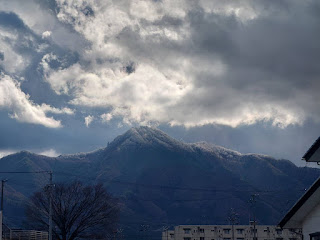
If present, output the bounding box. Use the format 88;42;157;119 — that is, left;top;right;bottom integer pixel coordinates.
0;126;319;239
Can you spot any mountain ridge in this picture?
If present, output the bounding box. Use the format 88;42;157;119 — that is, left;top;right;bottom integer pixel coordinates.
1;126;304;164
0;126;319;239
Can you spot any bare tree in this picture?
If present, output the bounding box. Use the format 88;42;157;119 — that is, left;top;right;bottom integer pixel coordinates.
25;181;119;240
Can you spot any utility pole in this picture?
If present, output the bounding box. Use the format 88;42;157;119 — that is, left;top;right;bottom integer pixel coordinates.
0;171;53;240
249;194;259;240
49;172;53;240
228;208;239;240
1;180;7;212
0;179;8;240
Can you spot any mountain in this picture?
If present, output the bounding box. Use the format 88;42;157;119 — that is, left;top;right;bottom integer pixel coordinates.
0;126;319;239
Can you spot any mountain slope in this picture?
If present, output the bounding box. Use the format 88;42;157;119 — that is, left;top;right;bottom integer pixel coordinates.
0;126;319;238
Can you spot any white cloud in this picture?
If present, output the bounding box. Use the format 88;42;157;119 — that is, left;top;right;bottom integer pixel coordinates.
84;115;94;127
0;28;29;73
0;149;60;158
42;30;52;39
167;103;305;128
0;73;71;128
101;113;113;123
0;1;53;35
54;0;189;52
199;0;260;21
40;104;74;115
0;150;16;159
40;53;57;73
45;61;192;124
0;0;86;51
38;149;60;157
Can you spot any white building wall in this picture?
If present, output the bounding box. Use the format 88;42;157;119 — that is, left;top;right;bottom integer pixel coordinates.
302;201;320;240
163;225;302;240
162;230;175;240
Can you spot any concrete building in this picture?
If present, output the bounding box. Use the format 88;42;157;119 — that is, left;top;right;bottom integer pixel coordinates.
162;225;302;240
279;136;320;240
2;224;48;240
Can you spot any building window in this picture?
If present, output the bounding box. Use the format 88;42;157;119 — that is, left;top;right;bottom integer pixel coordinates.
223;238;231;240
200;237;205;240
237;229;244;234
224;229;231;234
170;234;174;239
199;229;205;233
289;238;297;240
276;230;282;235
237;238;244;240
276;238;284;240
251;229;257;234
310;232;320;240
184;229;191;234
289;228;302;234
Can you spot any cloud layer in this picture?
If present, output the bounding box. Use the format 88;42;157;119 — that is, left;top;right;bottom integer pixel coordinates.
1;0;320;128
0;74;72;128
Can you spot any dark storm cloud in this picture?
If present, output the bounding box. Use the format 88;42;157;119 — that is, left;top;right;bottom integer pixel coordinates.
161;0;320;126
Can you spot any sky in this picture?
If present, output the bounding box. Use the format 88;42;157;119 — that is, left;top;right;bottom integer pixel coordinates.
0;0;319;166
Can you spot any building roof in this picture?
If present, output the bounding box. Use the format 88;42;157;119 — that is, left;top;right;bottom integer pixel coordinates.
279;177;320;228
302;137;320;162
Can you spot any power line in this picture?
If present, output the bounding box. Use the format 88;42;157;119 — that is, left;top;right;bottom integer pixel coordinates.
0;170;308;195
0;171;276;204
0;170;305;240
53;171;307;194
0;171;51;174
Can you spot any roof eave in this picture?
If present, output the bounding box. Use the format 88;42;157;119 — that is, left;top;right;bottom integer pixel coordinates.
302;137;320;162
279;177;320;228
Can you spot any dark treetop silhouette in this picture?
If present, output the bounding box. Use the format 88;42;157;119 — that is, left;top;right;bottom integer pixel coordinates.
26;181;119;240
